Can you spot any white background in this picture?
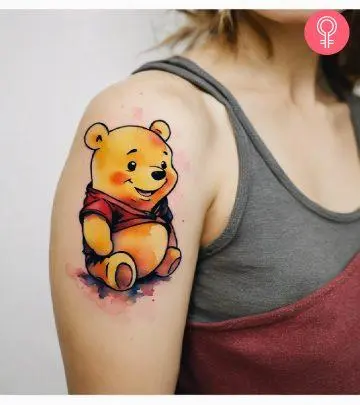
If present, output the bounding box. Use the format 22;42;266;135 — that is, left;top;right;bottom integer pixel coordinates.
0;9;179;394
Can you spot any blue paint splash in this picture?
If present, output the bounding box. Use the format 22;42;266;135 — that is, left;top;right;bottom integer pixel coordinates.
78;271;170;303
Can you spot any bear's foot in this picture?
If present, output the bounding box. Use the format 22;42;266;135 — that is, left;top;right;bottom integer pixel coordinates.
106;252;137;291
87;252;137;291
154;247;181;277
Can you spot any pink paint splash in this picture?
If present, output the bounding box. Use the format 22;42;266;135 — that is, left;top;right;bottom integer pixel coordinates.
168;189;184;207
132;107;143;124
174;148;191;173
66;264;169;315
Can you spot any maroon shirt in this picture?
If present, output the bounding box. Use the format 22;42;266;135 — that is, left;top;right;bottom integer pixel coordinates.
177;253;360;394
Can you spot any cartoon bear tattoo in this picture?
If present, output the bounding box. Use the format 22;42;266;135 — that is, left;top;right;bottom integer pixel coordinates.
79;120;182;291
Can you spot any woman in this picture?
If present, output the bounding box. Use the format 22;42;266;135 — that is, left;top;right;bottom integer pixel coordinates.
50;10;360;394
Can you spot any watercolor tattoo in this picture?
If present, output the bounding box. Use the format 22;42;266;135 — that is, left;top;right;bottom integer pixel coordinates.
78;119;182;296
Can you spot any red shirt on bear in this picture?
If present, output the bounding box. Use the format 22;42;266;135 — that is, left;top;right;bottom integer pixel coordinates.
79;183;174;261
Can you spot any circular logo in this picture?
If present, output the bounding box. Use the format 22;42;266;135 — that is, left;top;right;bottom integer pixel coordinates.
304;10;350;55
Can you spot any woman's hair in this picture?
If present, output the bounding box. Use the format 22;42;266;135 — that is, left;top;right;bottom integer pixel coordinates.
163;10;360;99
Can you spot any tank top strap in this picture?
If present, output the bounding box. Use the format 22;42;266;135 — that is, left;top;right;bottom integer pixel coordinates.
133;55;250;140
132;56;360;253
132;55;253;257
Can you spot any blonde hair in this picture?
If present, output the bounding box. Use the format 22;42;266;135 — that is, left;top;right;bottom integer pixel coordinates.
164;10;267;50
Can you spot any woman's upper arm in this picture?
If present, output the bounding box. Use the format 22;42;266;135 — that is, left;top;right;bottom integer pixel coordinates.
49;74;216;394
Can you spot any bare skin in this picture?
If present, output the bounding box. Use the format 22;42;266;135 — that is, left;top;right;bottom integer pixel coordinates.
50;11;360;394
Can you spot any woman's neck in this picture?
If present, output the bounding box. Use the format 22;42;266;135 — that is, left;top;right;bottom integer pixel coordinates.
185;13;326;104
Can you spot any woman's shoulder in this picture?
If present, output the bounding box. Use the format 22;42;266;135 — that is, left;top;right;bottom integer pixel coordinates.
83;68;217;142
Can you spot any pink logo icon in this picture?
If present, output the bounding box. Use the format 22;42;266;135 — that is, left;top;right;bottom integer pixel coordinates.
304;10;350;55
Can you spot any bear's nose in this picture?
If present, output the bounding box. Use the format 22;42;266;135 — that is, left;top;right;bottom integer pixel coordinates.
151;170;166;181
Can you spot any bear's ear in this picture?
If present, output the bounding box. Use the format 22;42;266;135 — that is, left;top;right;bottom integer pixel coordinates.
149;120;171;141
84;122;109;150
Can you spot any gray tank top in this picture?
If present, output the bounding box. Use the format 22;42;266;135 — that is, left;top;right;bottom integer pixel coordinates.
133;56;360;323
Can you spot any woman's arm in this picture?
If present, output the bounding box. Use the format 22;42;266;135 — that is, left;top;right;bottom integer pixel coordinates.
49;73;217;394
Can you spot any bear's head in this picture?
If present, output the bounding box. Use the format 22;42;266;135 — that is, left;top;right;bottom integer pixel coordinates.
84;120;178;211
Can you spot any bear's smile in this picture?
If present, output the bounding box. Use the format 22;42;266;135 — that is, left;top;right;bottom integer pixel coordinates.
135;187;159;198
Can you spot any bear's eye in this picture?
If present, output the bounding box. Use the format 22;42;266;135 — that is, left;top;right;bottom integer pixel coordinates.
161;161;167;170
127;161;137;171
